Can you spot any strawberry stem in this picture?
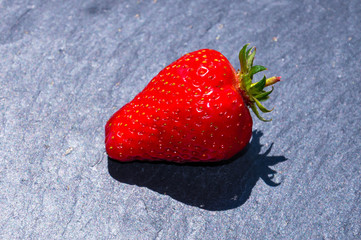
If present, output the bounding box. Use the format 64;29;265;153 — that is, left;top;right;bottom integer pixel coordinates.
237;44;281;122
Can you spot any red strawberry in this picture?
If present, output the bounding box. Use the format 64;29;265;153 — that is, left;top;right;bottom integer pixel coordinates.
105;44;280;163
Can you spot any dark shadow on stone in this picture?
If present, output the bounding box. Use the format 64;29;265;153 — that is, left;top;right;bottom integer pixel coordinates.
84;0;116;15
108;130;287;211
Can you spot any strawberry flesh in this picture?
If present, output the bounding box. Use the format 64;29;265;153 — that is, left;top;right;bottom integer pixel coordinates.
105;45;280;163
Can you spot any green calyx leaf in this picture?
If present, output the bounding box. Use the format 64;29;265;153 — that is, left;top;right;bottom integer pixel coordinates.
239;44;249;74
250;65;267;78
255;87;274;101
250;75;266;94
237;44;281;122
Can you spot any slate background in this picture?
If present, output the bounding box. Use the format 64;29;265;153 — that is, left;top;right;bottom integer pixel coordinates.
1;0;360;239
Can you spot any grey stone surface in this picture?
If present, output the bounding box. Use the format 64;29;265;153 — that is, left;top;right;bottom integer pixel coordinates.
1;0;360;239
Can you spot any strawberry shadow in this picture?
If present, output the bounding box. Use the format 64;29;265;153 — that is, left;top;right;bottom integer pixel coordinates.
108;130;287;211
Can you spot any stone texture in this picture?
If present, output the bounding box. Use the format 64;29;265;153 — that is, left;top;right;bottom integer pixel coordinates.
1;0;360;239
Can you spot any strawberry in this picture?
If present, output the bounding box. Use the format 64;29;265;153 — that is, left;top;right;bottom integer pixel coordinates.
105;44;280;163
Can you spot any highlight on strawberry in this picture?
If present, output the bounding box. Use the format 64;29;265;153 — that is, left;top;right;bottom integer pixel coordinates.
105;44;281;163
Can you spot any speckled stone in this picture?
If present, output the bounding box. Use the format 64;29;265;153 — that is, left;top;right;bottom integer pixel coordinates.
1;0;360;239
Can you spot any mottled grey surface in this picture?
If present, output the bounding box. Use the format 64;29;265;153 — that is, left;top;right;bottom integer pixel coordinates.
1;0;360;239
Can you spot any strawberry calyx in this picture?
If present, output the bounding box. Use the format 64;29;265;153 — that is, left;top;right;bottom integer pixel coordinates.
236;44;281;122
